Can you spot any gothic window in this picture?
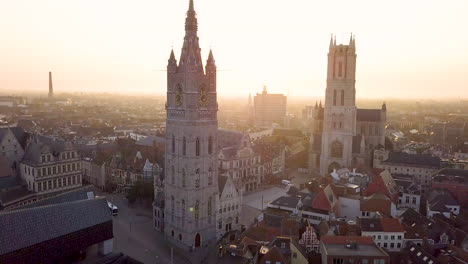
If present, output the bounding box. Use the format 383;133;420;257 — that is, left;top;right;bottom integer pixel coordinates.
195;169;200;188
196;137;200;156
182;137;186;156
194;200;200;222
208;136;213;155
338;61;343;77
333;90;337;106
181;199;186;220
182;169;186;187
172;135;175;154
208;197;212;223
171;196;175;221
331;140;343;158
171;166;175;185
208;167;213;186
341;90;344;106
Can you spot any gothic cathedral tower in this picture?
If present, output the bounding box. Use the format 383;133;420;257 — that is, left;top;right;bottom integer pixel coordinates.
319;35;357;175
164;0;218;250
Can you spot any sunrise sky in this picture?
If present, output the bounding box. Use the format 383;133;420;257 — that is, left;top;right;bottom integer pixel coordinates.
0;0;467;98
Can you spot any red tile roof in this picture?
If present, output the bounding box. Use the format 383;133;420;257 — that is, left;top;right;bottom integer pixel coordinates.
321;235;374;245
381;218;405;232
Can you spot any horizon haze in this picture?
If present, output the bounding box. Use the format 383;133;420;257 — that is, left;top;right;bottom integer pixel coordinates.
0;0;467;99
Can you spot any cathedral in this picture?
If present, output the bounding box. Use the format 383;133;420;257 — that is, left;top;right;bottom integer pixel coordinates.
162;0;219;250
309;35;386;176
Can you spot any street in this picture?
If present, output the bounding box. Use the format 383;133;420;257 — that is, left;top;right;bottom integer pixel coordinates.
103;170;312;264
106;194;191;264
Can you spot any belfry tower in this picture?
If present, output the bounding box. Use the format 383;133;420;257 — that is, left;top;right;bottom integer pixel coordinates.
319;35;358;175
164;0;219;250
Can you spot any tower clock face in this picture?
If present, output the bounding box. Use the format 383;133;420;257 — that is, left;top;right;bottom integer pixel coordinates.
199;84;208;106
175;84;183;106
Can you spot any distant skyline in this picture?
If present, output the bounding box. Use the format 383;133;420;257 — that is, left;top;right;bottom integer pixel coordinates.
0;0;467;98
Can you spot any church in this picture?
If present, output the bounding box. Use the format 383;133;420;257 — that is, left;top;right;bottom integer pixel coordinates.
309;36;386;176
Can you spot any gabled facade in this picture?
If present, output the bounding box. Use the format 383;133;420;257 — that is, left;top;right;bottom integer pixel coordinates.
218;129;264;192
0;127;27;168
216;175;242;241
19;135;82;194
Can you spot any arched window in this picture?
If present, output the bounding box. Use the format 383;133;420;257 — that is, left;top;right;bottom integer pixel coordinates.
338;61;343;77
182;169;186;187
207;197;212;223
181;199;185;220
171;166;175;185
179;234;182;241
195;169;200;188
196;137;200;156
331;140;343;158
171;196;175;221
182;137;186;156
171;135;175;154
208;136;213;155
194;200;200;222
341;90;345;106
208;167;213;186
333;90;337;106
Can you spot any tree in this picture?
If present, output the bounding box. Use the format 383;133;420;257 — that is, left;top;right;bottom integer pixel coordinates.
126;181;154;204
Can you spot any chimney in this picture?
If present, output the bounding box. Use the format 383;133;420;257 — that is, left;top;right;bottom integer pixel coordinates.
48;71;54;98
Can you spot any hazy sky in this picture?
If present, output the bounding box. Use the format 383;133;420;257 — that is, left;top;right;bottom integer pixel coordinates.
0;0;467;99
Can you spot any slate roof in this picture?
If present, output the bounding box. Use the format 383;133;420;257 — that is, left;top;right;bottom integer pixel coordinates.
22;135;68;164
434;168;468;180
0;127;28;149
0;175;21;190
400;208;433;227
405;242;439;264
220;146;238;159
16;185;96;210
428;190;458;206
270;196;301;208
218;175;228;194
357;109;383;122
0;157;13;178
0;187;33;206
0;197;111;255
383;152;441;168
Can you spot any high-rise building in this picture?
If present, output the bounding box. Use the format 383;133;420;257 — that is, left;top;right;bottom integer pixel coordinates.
254;86;287;128
309;35;386;176
48;71;54;98
162;0;219;250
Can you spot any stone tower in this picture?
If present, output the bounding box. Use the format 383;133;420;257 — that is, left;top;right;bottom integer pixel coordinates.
164;0;218;250
319;35;357;175
48;71;54;98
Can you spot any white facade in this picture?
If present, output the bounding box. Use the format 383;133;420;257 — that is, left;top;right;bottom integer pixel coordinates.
362;231;405;252
337;196;360;221
216;176;242;240
20;142;82;194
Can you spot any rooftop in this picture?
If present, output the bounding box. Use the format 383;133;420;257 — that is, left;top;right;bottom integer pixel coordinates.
0;197;111;255
321;236;388;257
